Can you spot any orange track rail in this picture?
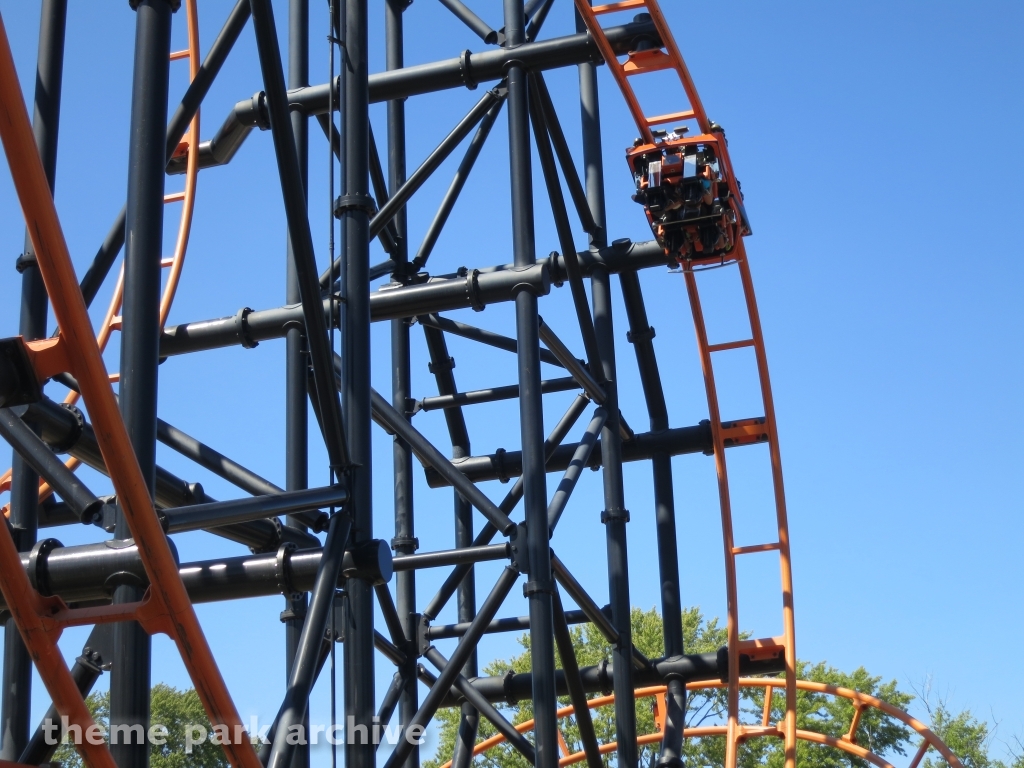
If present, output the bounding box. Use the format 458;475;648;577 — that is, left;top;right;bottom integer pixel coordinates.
440;681;963;768
0;0;201;507
0;8;259;767
572;1;797;766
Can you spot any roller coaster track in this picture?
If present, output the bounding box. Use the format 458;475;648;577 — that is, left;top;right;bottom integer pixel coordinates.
0;0;201;509
0;6;261;768
439;681;964;768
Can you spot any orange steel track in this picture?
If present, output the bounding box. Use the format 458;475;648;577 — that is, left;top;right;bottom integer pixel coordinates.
0;9;259;768
572;1;796;766
0;0;201;508
440;682;964;768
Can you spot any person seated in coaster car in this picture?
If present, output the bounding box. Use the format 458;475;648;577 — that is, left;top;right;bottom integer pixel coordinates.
628;127;747;263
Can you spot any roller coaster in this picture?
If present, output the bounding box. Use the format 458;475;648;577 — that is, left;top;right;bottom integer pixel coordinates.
0;1;962;768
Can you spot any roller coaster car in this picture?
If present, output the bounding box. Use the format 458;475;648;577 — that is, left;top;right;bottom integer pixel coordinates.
628;131;751;264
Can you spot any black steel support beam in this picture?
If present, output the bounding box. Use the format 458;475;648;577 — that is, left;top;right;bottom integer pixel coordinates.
385;1;419;763
619;271;686;766
424;421;712;486
284;1;312;762
421;394;589;621
161;484;347;534
79;0;250;307
419;314;564;368
412;99;504;271
2;1;65;757
504;3;558;765
552;588;603;768
250;0;350;472
383;567;519;768
14;397;321;551
546;407;606;533
114;2;175;764
436;648;785;708
415;376;579;413
336;0;376;765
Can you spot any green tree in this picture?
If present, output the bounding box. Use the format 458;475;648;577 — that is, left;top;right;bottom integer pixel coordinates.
423;607;985;768
52;683;232;768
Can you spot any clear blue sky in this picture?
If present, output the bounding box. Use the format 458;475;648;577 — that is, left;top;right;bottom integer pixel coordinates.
0;0;1022;764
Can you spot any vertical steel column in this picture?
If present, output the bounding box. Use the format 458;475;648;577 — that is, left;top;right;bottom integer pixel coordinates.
339;0;374;764
114;2;175;767
504;1;557;766
1;1;66;760
384;1;419;765
577;8;637;765
620;273;685;766
284;3;310;768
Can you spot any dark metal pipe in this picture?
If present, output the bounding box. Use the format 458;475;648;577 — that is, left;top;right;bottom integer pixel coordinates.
424;421;713;487
382;567;519;768
435;648;785;708
250;0;351;472
424;647;536;763
369;388;515;535
13;397;321;551
421;394;589;621
425;607;593;640
161;484;347;534
156;417;326;531
266;513;353;768
546;408;606;533
320;88;504;286
18;625;110;766
413;99;504;271
436;0;498;44
393;544;507;571
3;1;66;754
418;314;564;368
79;0;251;306
550;554;618;645
114;3;175;763
0;411;109;525
537;318;605;403
416;376;579;413
552;589;603;768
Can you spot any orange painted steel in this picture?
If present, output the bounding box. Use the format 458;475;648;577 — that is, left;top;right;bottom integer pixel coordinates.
0;9;259;768
439;681;963;768
572;1;798;766
0;0;201;512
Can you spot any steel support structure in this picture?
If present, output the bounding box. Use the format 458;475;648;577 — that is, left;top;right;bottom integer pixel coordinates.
0;1;65;760
0;4;820;768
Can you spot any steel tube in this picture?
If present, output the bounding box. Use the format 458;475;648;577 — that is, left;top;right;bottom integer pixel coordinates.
369;388;515;535
421;394;589;620
115;3;175;763
435;649;785;708
284;4;312;762
418;314;564;368
79;0;250;307
156;418;326;531
417;376;579;412
383;567;519;768
3;2;65;754
552;589;602;768
546;407;606;533
250;0;350;472
424;647;536;763
0;411;108;525
393;544;507;571
385;1;419;762
424;607;592;640
413;99;504;271
266;513;353;768
503;2;559;764
436;0;498;44
424;421;713;486
538;318;605;402
550;553;618;645
14;398;321;551
162;484;347;533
